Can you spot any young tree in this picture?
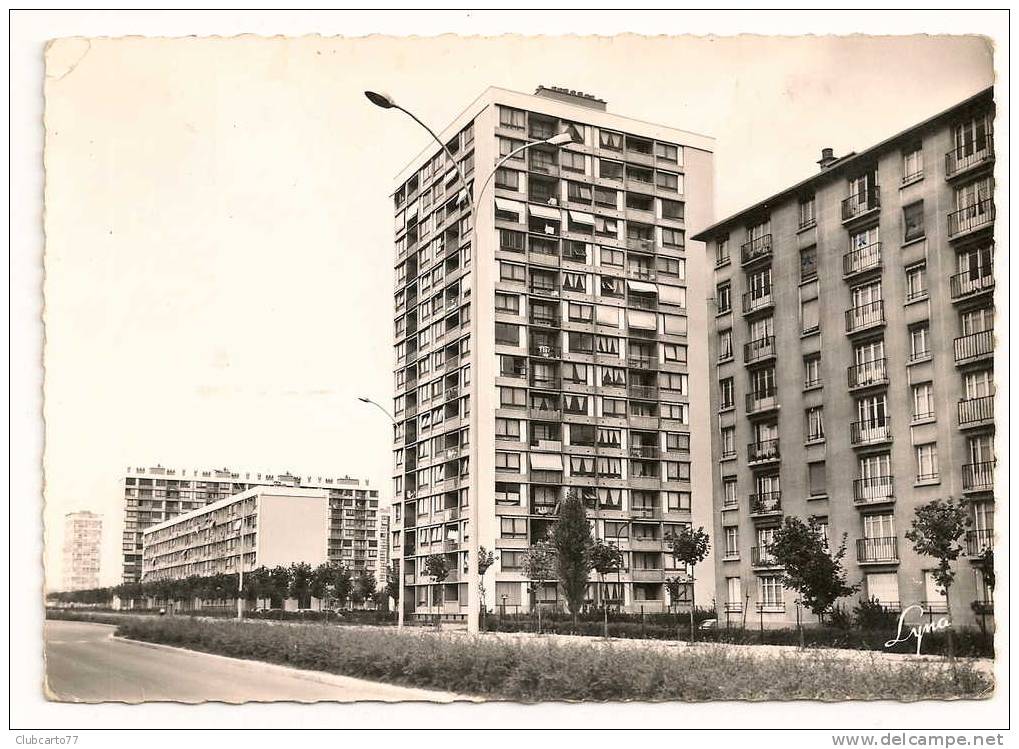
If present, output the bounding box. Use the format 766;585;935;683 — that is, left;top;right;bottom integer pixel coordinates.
353;569;377;609
550;491;594;626
289;562;314;609
523;540;557;633
423;554;450;625
666;525;711;642
332;564;354;610
590;538;624;637
310;562;332;605
268;565;293;609
906;497;969;660
476;546;497;617
769;517;859;625
384;561;401;611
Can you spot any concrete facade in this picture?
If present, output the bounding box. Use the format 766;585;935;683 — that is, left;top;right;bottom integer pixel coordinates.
62;511;103;591
693;88;996;628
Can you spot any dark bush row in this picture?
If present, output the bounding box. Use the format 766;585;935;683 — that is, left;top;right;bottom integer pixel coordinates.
112;617;991;701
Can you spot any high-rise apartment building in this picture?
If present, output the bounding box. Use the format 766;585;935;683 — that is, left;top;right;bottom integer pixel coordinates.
378;512;391;586
693;88;995;627
62;511;102;591
389;86;714;619
123;465;380;583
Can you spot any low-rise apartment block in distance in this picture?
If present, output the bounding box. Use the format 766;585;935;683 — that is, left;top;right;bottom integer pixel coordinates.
141;486;329;583
123;465;381;583
62;510;102;591
389;85;714;618
693;88;995;627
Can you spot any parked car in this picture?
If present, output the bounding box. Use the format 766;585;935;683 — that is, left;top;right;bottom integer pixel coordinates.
698;618;717;630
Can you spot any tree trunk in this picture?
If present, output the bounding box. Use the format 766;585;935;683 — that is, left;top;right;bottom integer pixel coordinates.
688;569;696;644
944;589;956;665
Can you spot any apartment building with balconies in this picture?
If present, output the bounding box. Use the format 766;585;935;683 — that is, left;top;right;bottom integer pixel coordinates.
693;87;995;628
61;511;102;591
123;465;380;583
389;86;714;619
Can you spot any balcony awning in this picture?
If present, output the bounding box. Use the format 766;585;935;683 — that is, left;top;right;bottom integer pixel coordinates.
626;279;658;294
530;453;564;471
495;198;524;214
568;210;595;225
627;309;658;330
658;284;685;306
528;204;562;221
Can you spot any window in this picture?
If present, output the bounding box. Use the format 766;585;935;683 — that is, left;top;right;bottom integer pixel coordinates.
800;245;817;281
495;293;520;314
718;330;733;362
912;382;935;421
568;302;593;323
495;451;521;472
599;159;623;180
804;354;822;389
902;143;923;182
655;142;679;162
500;550;525;569
662;343;686;362
799;196;816;228
661;199;684;221
723;526;739;558
595;217;618;237
720;426;736;459
808;462;827;497
913;443;939;482
905;263;927;301
964;369;994;399
594;186;617;208
499;137;525;160
561;150;585;174
499;106;525;130
866;573;900;607
655;170;681;192
716;282;732;314
495;322;520;346
495;418;521;440
500;262;525;283
600;246;623;267
599;130;623;151
715;235;730;266
499;387;526;409
960;306;994;335
722;478;738;509
806;406;825;443
903;201;925;242
602;398;626;417
567;181;592;204
500;517;527;539
656;256;684;279
908;323;931;362
495;168;520;190
719;378;734;410
500;354;526;378
759;576;783;609
660;372;688;394
666;431;690;452
661;228;684;248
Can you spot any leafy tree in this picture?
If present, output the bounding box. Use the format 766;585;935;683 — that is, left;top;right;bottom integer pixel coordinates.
523;540;557;633
550;491;594;626
332;565;354;610
384;561;401;610
244;566;272;606
268;565;293;609
666;525;711;642
289;562;314;609
353;569;377;609
906;497;969;659
424;554;450;623
476;546;497;616
310;563;333;603
769;517;858;624
590;538;624;637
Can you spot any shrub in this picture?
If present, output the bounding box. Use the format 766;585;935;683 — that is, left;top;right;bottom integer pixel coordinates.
853;597;900;630
112;617;991;701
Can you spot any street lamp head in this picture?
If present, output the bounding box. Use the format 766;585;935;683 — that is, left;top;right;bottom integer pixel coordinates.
357;396;370;403
364;90;397;109
548;123;584;146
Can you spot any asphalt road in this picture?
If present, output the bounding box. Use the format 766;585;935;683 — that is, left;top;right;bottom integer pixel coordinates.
44;620;467;703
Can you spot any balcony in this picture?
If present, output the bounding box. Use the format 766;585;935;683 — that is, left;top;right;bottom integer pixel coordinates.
945;136;994;179
966;529;993;557
631;569;666;583
948;200;994;239
850;418;892;447
857;536;898;564
744;336;775;364
953;330;994;365
747;439;780;464
630;506;662;520
628;355;659;371
740;234;773;265
847;358;888;390
841;188;880;222
749;492;781;517
529;344;562;360
529;284;560;298
530;377;562;391
853;476;895;506
626;267;657;282
958;395;994;428
742;290;774;315
628;445;660;460
527;407;562;422
531;501;559;517
845;300;885;334
529;312;561;328
628;384;659;400
843;242;882;278
950;270;994;301
626;237;656;253
745;390;779;416
962;461;995;492
751;546;780;568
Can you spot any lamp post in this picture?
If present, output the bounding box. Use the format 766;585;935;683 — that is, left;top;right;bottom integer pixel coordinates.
357;396;404;630
365;90;582;636
234;519;244;620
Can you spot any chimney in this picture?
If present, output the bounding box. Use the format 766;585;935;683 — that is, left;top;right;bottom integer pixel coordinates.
534;85;607;112
817;147;837;170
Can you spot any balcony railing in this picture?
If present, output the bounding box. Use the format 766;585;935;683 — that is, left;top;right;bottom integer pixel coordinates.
847;358;888;389
853;476;895;505
626;267;656;281
747;439;780;463
742;290;774;315
628;384;659;400
850;418;891;446
843;242;882;277
946;136;994;177
529;284;560;298
629;445;660;459
950;270;994;300
845;300;885;333
751;546;779;567
841;188;880;221
530;377;561;391
966;529;993;556
746;390;779;415
627;356;659;370
958;395;994;426
744;336;775;364
962;461;995;491
755;601;786;614
948;200;995;237
529;344;562;359
953;330;994;364
749;492;782;517
857;536;898;563
529;313;561;328
631;506;663;520
741;234;773;265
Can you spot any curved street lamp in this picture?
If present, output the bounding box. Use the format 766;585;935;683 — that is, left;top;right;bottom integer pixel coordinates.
366;90;582;636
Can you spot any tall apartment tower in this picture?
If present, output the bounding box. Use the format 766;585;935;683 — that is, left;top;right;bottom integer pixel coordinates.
692;88;995;627
62;511;102;591
122;465;380;583
389;86;714;619
378;512;391;586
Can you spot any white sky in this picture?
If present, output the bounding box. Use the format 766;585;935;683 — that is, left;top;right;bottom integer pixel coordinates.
42;34;992;587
